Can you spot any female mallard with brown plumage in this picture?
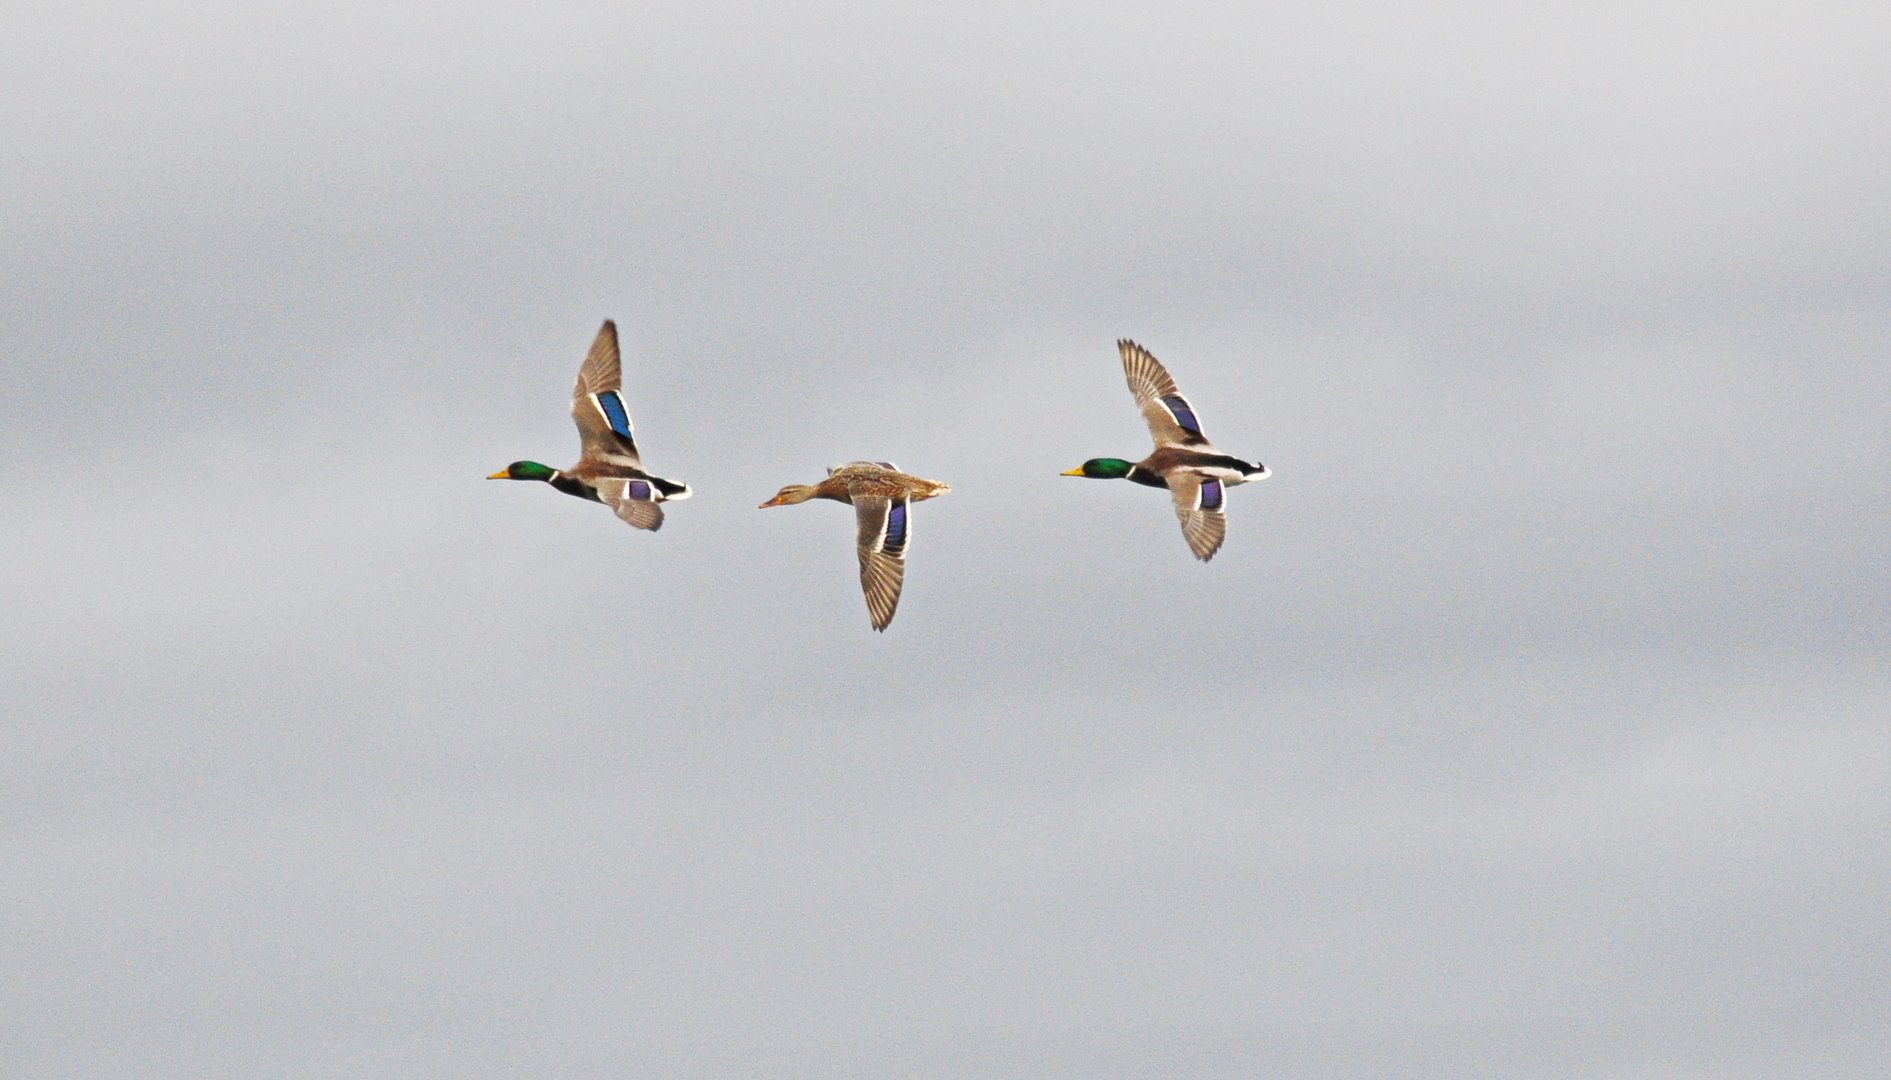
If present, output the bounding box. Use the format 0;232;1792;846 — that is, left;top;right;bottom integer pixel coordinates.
487;320;691;531
1062;340;1269;561
759;462;951;631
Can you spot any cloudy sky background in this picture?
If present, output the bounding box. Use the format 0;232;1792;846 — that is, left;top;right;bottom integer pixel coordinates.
4;1;1888;1076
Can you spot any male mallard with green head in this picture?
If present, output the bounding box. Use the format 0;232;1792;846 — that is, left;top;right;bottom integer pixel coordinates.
759;462;951;631
488;320;692;531
1062;340;1269;561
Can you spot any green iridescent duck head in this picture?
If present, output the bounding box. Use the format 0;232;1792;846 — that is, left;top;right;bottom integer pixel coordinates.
487;461;557;482
1060;458;1134;479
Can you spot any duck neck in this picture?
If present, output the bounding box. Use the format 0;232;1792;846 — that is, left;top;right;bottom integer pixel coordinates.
782;484;824;504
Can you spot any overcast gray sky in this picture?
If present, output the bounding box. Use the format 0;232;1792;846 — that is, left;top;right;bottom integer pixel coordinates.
4;2;1888;1077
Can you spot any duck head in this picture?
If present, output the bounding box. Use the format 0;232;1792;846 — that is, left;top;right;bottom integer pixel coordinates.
488;461;557;481
1060;458;1134;479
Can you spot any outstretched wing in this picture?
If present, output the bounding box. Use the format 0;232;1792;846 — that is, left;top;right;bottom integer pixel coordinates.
1167;472;1227;562
1121;339;1211;450
853;494;911;631
571;320;644;470
594;477;665;532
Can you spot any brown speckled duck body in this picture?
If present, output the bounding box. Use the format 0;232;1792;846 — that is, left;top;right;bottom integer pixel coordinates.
759;462;950;631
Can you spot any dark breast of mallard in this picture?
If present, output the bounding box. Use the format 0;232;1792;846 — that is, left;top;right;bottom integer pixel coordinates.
549;473;603;502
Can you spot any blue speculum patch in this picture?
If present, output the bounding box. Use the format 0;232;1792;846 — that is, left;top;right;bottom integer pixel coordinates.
628;480;651;500
885;502;908;552
1200;479;1223;510
597;392;632;437
1161;396;1202;435
875;461;898;471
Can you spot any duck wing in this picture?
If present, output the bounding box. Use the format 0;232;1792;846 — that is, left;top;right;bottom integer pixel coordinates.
570;320;644;470
853;494;911;631
1167;472;1228;562
1121;339;1212;450
593;476;665;532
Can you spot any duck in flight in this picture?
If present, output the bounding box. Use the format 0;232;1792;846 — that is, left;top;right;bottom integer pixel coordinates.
488;320;691;531
759;462;951;631
1062;340;1269;561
